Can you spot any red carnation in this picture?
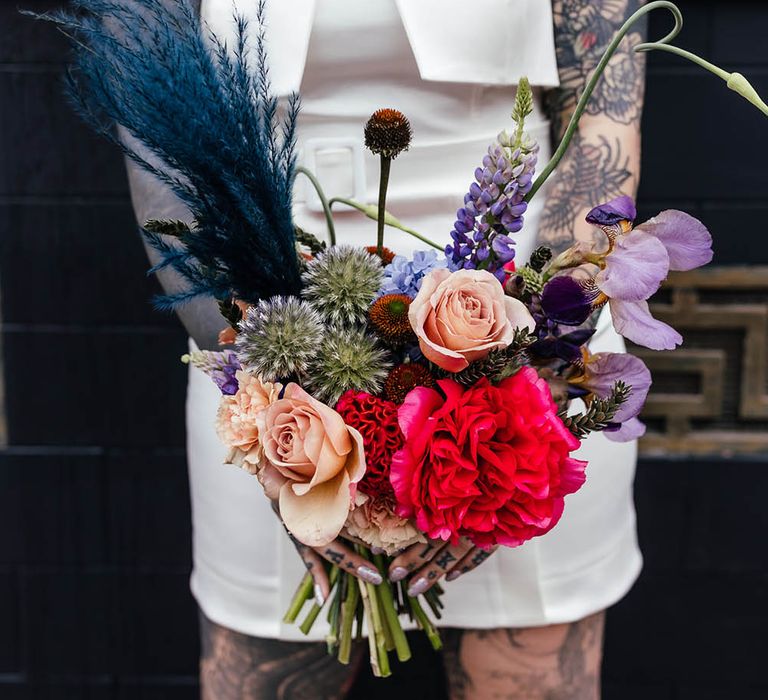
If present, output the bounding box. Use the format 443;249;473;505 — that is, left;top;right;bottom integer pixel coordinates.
336;391;404;499
390;368;587;548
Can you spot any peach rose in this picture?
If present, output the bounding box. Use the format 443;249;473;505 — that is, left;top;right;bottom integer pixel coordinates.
409;268;535;372
216;370;282;473
259;383;366;547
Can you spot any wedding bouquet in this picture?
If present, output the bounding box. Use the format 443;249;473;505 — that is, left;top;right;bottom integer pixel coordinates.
37;0;766;677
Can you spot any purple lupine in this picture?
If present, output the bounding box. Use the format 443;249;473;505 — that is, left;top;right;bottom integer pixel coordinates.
446;131;539;281
183;349;242;395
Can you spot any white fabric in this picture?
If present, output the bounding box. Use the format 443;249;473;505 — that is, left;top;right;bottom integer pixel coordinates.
189;0;642;640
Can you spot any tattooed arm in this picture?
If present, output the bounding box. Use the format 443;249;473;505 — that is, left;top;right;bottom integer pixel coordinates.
538;0;647;254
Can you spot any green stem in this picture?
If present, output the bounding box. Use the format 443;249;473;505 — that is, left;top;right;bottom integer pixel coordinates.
373;554;412;662
299;565;339;635
337;574;360;665
299;601;322;635
283;572;314;624
376;155;392;256
295;165;336;246
409;595;442;651
329;196;443;251
525;1;682;203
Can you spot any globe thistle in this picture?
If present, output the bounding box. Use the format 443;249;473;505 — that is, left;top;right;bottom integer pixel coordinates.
364;108;412;159
302;245;385;327
235;296;323;381
384;363;436;404
368;294;415;346
306;327;391;405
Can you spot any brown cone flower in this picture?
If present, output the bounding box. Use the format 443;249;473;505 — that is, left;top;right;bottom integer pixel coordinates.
369;294;414;346
364;108;412;159
384;363;436;404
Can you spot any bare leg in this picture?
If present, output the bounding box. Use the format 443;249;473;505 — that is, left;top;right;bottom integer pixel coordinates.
199;611;363;700
442;611;606;700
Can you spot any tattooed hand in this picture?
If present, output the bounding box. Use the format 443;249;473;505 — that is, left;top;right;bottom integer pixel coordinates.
387;537;498;597
270;502;383;606
538;0;647;256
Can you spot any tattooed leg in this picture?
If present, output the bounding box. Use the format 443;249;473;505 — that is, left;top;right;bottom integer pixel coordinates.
442;611;606;700
199;611;363;700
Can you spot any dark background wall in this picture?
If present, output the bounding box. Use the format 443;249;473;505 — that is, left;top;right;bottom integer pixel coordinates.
1;1;766;698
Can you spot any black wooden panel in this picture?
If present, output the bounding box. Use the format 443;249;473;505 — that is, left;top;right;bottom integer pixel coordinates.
106;452;192;568
0;452;107;566
0;570;21;673
3;330;187;448
23;571;116;677
113;573;198;677
0;72;127;196
0;2;70;64
0;203;175;327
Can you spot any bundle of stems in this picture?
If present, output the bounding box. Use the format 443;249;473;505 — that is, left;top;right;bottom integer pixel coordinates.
283;544;443;676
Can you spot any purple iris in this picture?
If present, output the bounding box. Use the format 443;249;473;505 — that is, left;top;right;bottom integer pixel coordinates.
586;198;713;351
577;351;652;442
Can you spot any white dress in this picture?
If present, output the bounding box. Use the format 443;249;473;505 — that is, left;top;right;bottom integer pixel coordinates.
188;0;642;640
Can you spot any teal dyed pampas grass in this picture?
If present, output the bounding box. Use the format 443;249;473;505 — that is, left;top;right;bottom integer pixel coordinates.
30;0;301;308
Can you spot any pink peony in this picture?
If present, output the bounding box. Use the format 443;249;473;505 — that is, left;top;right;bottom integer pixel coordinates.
390;368;587;548
409;268;535;372
216;370;282;473
259;383;366;547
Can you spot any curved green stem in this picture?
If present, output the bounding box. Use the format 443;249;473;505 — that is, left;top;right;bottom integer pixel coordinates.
376;155;392;256
295;166;336;246
329;196;443;251
525;1;681;203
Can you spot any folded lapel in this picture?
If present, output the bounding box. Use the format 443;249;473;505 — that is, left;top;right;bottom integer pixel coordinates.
394;0;559;86
201;0;316;95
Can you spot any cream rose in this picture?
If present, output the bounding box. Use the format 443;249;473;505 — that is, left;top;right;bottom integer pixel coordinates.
216;370;282;474
258;383;366;547
409;268;535;372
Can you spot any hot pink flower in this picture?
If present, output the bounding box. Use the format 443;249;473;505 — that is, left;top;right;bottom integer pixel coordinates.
390;368;587;548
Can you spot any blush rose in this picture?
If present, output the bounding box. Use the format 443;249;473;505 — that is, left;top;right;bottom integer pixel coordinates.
409;268;535;372
258;383;366;547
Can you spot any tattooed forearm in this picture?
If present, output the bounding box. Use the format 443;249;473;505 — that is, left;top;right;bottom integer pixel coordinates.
538;132;631;253
537;0;646;256
443;612;606;700
200;612;362;700
546;0;647;138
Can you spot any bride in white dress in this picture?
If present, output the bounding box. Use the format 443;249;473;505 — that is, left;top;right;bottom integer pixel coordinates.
126;0;646;697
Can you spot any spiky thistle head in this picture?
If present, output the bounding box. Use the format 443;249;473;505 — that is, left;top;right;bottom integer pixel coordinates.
305;327;392;405
235;296;323;381
364;108;412;159
302;245;385;327
368;294;415;346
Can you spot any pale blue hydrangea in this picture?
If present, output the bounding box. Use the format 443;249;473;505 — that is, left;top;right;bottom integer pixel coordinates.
378;250;447;299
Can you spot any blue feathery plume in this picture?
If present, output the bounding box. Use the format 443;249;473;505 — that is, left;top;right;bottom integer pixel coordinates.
29;0;302;308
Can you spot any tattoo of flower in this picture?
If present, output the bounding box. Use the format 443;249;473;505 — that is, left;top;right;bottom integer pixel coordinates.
538;133;631;250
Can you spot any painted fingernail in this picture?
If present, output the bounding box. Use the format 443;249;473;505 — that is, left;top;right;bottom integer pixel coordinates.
389;566;409;582
314;584;325;606
407;577;429;597
445;570;460;582
357;566;383;585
